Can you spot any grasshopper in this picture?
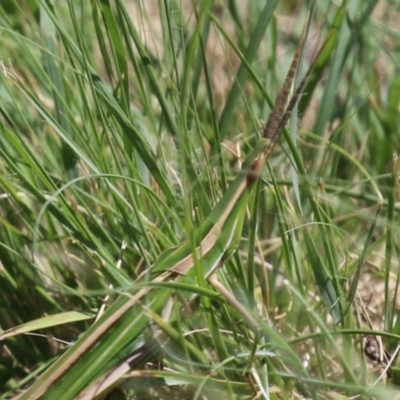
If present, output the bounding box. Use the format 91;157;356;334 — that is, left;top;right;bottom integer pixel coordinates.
18;17;319;400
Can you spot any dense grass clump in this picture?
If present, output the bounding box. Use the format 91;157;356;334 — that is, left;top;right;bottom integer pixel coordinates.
1;1;400;399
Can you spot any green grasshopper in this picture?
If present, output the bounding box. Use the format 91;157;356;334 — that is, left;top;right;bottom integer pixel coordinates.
18;20;318;400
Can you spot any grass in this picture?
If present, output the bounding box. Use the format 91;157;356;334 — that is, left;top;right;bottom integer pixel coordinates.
1;0;400;398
